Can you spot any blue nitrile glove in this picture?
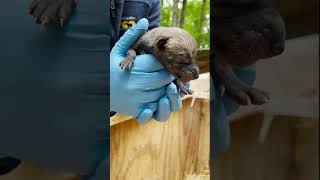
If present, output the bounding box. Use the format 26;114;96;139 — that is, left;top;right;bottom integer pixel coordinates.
110;18;182;123
211;64;256;158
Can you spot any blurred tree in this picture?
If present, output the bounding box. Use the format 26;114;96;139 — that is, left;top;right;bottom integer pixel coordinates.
198;0;207;46
160;0;210;48
172;0;179;26
179;0;187;28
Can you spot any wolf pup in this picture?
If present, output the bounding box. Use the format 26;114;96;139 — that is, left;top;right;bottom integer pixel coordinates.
212;0;286;105
120;27;200;95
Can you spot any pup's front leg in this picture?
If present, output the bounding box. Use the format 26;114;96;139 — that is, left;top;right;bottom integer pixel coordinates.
119;49;136;70
215;58;270;105
175;80;194;95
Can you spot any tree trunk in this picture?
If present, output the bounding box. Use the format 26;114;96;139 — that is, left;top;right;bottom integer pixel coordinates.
172;0;179;27
179;0;187;28
198;0;207;47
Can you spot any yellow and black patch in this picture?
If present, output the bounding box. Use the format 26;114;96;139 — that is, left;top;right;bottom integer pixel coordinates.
120;16;137;30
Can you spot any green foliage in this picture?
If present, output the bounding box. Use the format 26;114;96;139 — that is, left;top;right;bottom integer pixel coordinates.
160;0;210;48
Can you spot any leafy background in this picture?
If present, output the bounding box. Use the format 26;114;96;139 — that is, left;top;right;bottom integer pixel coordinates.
160;0;210;48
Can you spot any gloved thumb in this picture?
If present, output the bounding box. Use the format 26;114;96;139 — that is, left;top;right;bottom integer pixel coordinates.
111;18;149;57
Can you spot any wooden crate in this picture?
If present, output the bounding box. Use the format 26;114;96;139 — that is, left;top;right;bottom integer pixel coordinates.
212;114;319;180
0;100;210;180
110;73;211;180
0;73;210;180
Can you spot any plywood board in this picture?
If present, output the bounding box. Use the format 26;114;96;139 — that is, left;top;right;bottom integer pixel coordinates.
213;114;319;180
110;98;210;180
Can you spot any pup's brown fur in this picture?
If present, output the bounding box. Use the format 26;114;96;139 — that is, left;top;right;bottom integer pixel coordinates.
120;27;200;94
28;0;76;26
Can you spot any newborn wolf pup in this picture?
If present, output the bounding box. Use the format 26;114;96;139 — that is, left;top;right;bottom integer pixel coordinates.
120;27;200;95
212;0;286;105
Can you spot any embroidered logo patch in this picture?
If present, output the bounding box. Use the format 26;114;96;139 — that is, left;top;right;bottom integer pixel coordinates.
121;16;137;30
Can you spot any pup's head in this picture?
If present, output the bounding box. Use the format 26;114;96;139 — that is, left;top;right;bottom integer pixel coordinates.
239;8;286;65
153;27;199;83
214;8;286;66
248;8;286;58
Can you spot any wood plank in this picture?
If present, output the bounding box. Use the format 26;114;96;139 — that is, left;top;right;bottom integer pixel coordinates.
110;98;210;180
289;121;319;180
213;114;319;180
196;49;210;74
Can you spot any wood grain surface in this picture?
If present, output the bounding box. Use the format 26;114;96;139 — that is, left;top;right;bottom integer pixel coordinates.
213;114;319;180
110;98;210;180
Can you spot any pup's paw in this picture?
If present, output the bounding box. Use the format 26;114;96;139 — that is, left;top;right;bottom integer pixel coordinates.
247;87;270;105
119;57;134;70
219;80;270;105
175;80;193;95
28;0;77;26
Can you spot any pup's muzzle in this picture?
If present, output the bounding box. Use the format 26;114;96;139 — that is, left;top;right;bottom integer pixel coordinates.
177;64;200;83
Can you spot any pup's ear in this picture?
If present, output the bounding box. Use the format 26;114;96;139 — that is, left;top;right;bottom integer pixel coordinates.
157;37;169;50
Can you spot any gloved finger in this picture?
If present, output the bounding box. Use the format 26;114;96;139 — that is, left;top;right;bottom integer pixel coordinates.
130;54;164;72
111;18;149;57
129;70;175;91
166;82;182;112
136;108;154;124
133;86;167;103
154;96;171;122
136;102;159;123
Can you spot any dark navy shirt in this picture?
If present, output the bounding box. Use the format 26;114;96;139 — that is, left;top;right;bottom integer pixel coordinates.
1;0;109;176
110;0;160;45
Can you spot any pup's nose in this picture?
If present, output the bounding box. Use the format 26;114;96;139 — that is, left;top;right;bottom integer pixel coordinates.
192;66;200;79
179;65;200;82
272;42;284;55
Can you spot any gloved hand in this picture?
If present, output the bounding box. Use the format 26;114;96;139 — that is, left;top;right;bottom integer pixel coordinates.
211;64;256;158
110;18;182;123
